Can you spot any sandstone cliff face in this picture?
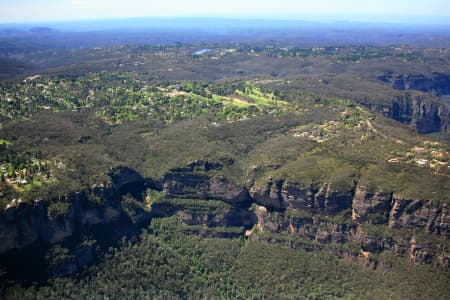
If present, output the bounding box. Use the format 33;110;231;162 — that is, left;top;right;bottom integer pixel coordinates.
0;163;257;280
0;200;45;255
162;160;250;204
373;73;450;133
255;204;448;267
379;73;450;96
250;178;285;209
350;185;449;236
176;207;255;228
351;187;392;224
254;205;349;244
252;182;449;268
0;162;255;256
0;187;123;255
409;96;449;134
314;183;354;214
250;179;353;214
388;197;450;236
357;93;449;134
1;162;449;279
281;181;315;209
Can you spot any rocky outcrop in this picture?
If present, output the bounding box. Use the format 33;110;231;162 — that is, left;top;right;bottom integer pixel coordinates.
252;182;449;268
0;162;257;256
255;202;449;267
0;187;122;255
250;178;353;214
351;185;449;236
351;186;392;224
378;73;450;95
250;178;285;209
0;162;258;280
0;165;153;283
254;205;350;244
349;226;387;254
409;96;449;133
314;183;354;214
162;161;251;204
1;161;449;281
281;181;316;209
389;197;450;237
0;199;46;255
176;207;255;228
208;176;251;204
357;93;449;134
162;172;210;197
372;73;450;133
109;166;145;197
409;237;433;264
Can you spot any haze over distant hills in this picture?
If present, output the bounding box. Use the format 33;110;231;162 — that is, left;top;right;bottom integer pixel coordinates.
1;17;450;50
2;15;450;31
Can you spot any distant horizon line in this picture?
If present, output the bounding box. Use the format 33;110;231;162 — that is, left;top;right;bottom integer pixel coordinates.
2;14;450;26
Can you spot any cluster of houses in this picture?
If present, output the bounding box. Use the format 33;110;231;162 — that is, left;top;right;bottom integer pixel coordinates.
0;159;52;189
388;141;449;174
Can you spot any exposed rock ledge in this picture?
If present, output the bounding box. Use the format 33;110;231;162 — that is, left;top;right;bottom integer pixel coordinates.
0;161;449;280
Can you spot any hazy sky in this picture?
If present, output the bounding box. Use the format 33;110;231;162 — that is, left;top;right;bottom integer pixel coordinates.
0;0;449;23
